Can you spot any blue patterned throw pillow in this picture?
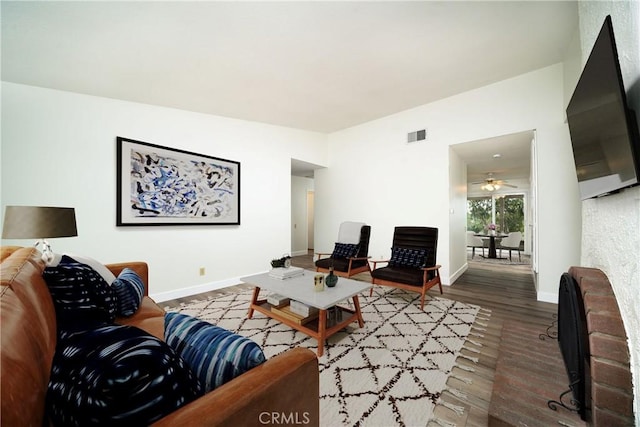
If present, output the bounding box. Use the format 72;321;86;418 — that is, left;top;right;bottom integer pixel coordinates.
112;268;145;317
388;247;427;268
46;324;203;426
331;242;359;259
43;255;117;329
165;312;266;392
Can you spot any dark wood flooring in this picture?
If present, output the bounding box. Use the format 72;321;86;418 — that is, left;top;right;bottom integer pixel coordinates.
162;252;561;426
290;252;560;426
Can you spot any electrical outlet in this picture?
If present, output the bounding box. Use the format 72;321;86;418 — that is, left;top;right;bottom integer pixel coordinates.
199;267;205;276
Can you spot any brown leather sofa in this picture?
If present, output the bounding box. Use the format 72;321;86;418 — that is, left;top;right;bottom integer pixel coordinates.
1;246;319;426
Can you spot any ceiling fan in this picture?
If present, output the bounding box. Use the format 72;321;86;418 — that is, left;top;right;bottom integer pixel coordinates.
472;173;517;191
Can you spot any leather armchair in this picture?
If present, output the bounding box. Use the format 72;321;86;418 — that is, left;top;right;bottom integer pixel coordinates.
370;226;443;310
315;224;371;278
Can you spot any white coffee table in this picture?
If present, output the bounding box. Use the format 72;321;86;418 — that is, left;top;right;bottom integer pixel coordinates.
241;270;372;357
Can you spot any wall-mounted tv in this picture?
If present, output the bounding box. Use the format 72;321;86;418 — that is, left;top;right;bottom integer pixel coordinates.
566;15;640;200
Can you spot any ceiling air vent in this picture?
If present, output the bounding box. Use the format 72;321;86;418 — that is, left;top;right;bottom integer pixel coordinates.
407;129;427;143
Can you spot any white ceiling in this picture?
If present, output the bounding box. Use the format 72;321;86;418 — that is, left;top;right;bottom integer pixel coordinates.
2;1;577;182
2;1;577;134
451;130;533;186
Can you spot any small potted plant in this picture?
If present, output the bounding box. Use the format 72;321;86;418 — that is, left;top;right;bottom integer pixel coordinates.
488;223;497;236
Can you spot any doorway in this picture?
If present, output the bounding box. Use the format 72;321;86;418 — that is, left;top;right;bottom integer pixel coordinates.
307;191;314;251
451;130;536;270
466;193;531;265
291;158;323;256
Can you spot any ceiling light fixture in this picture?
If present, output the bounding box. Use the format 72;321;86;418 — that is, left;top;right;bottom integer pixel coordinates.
481;183;501;191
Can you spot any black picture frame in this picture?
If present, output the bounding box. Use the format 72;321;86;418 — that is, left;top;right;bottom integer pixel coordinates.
116;137;240;226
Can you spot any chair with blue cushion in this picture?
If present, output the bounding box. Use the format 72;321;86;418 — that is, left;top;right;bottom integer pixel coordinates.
315;222;371;278
370;226;442;310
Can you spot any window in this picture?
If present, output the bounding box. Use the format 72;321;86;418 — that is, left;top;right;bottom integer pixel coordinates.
467;194;525;235
467;197;492;233
495;195;524;234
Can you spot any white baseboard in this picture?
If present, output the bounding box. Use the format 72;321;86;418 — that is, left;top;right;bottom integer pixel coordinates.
537;291;558;304
291;250;309;257
151;273;266;303
449;263;469;285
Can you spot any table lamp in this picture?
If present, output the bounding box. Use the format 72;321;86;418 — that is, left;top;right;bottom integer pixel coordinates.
2;206;77;265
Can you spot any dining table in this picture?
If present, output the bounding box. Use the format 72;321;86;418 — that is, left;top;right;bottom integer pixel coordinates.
474;233;508;259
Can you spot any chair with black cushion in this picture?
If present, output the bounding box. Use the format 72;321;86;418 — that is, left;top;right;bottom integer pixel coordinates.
370;226;442;310
315;222;371;278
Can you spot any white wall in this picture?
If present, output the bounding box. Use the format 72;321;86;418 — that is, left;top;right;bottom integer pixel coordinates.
448;147;468;282
572;1;640;421
1;82;327;300
291;175;314;256
317;64;582;298
534;122;584;301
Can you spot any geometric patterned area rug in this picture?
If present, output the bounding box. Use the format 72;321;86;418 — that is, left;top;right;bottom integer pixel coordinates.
169;287;488;427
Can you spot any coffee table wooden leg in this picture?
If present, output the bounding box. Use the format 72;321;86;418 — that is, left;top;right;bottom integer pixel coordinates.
247;286;261;319
353;295;364;327
317;309;327;357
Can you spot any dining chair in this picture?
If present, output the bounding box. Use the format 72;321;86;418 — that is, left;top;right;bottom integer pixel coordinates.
498;231;523;261
466;231;485;258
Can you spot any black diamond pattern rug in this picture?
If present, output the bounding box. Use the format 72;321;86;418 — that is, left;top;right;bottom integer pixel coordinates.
169;287;482;426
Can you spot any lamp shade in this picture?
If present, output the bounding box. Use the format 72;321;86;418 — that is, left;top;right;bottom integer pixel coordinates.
2;206;77;239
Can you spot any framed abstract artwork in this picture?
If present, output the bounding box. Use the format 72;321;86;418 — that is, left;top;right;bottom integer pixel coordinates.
116;137;240;226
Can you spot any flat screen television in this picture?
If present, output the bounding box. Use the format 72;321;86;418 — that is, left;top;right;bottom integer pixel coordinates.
566;15;640;200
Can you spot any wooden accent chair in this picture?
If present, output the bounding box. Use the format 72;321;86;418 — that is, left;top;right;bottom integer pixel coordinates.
315;223;371;278
370;226;442;310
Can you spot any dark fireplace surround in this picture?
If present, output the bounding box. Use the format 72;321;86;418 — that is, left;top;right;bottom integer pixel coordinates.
558;266;635;425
